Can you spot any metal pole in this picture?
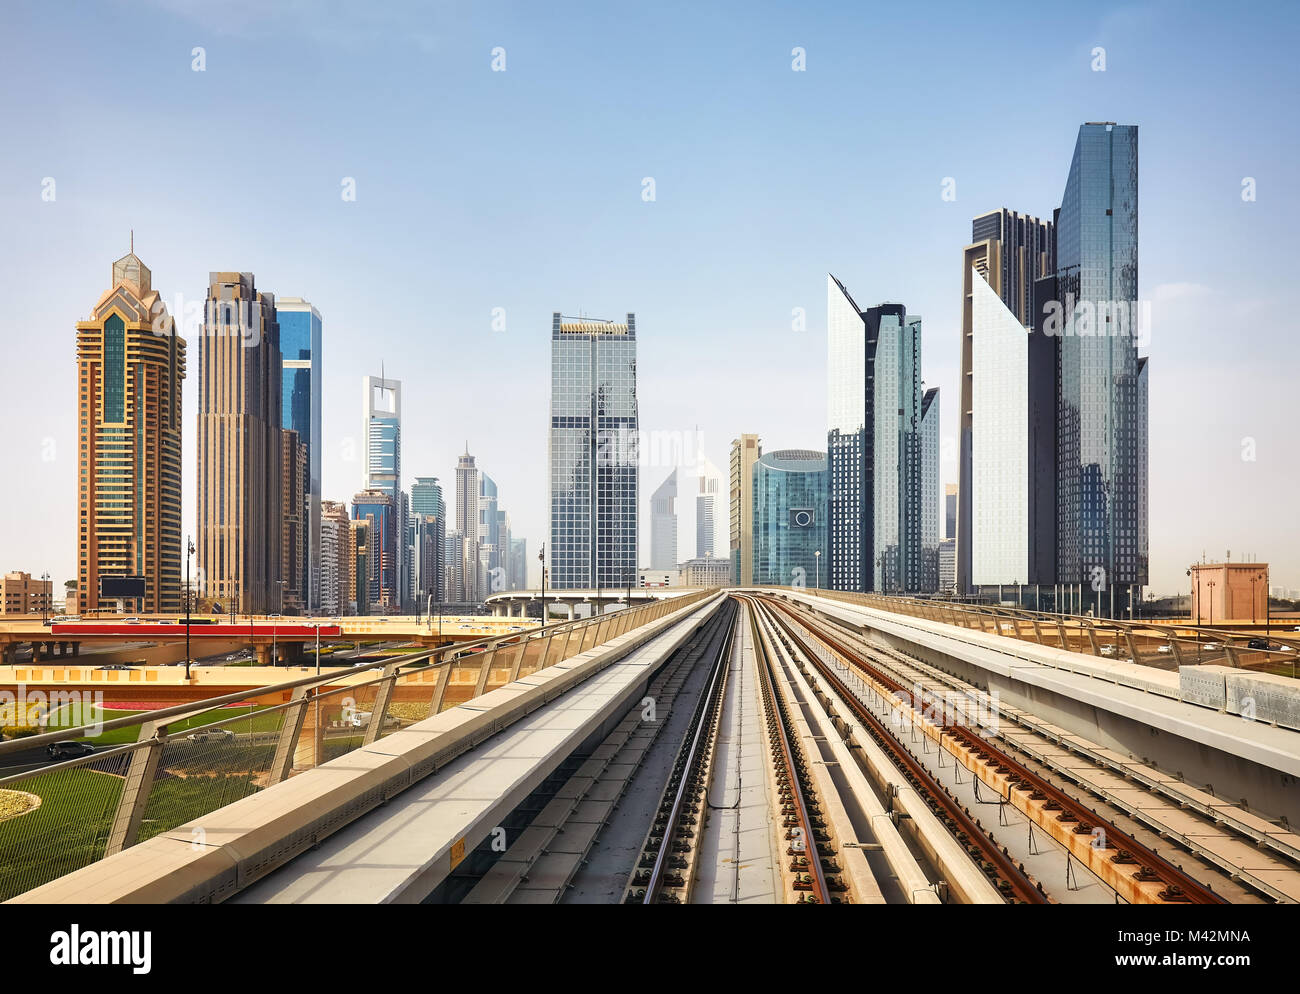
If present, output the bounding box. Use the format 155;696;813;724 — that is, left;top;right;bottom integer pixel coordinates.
185;538;193;681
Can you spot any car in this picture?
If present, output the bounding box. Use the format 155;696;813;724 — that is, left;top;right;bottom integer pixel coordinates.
186;728;235;744
123;617;141;624
1157;644;1173;654
95;663;136;671
1098;644;1117;657
1202;642;1222;651
47;740;95;760
157;620;175;625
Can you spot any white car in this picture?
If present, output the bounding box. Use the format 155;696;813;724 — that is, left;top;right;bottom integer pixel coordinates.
1203;642;1222;651
1099;644;1117;657
123;617;141;624
187;728;234;743
1157;644;1173;654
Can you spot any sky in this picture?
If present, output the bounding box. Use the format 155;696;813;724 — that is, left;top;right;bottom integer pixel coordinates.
1;0;1296;597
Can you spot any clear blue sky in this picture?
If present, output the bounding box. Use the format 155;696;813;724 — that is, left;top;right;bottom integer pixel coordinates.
1;0;1296;596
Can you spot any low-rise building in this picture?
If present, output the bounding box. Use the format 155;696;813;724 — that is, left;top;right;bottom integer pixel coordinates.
1;572;52;615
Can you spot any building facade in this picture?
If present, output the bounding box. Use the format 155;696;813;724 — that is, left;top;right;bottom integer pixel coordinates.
362;375;406;608
456;447;480;600
277;297;322;610
1;572;53;616
696;457;722;559
319;500;351;615
411;477;446;606
752;449;828;588
680;556;731;587
958;209;1058;603
1189;563;1269;625
76;250;186;615
728;434;761;585
1054;123;1147;617
196;272;281;615
920;387;940;593
548;314;639;590
351;490;397;611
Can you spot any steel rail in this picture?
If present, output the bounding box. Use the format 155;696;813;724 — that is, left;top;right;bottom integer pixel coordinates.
755;595;1044;904
744;596;831;904
641;601;738;904
765;596;1229;905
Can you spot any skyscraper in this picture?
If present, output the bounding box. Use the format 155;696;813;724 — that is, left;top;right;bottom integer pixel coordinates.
456;446;480;600
650;469;678;570
1054;123;1147;616
479;471;499;588
752;450;828;588
920;388;940;593
944;483;957;542
728;434;761;585
75;249;186;614
411;477;445;606
351;489;397;610
871;303;927;593
279;429;307;613
957;209;1057;600
695;456;722;560
319;500;352;615
277;297;322;610
196;272;282;614
548;314;639;590
362;375;406;608
827;278;935;594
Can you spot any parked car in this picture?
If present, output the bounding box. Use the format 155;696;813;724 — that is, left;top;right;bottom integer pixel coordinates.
47;740;94;760
1248;638;1293;652
95;664;136;671
186;728;235;744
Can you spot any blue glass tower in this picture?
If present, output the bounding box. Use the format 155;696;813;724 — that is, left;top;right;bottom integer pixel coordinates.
278;298;321;610
1054;123;1147;616
752;450;828;588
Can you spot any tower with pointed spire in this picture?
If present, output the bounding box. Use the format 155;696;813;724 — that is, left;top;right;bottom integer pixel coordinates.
75;243;186;613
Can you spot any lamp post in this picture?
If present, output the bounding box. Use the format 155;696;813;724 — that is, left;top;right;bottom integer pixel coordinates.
538;544;547;630
814;550;821;591
40;571;49;623
185;538;194;681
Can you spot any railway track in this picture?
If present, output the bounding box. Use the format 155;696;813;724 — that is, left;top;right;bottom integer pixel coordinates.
750;595;1045;903
624;600;738;903
759;595;1232;905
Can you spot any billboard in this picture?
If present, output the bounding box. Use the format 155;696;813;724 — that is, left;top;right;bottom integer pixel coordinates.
99;575;146;599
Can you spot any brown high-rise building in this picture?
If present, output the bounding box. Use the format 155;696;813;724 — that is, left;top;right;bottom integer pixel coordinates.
76;249;186;614
280;429;308;614
196;272;282;615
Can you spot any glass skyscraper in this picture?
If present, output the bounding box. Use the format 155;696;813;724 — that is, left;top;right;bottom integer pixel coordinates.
411;476;445;605
548;313;638;590
1055;123;1147;616
362;376;404;609
650;468;677;570
752;450;828;588
277;298;321;610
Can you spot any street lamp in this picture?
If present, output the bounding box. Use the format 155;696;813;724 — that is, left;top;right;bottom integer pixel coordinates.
814;550;821;591
185;538;194;681
538;543;547;630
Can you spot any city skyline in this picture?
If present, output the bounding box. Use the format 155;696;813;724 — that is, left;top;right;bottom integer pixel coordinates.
3;1;1297;599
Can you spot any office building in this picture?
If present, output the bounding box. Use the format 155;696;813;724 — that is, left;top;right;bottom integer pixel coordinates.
411;477;446;606
362;375;406;607
196;272;281;614
509;537;527;590
279;429;308;613
1;572;53;616
920;387;940;593
938;538;956;595
445;528;464;604
319;500;351;615
351;489;397;611
752;449;828;588
456;447;480;600
277;297;322;610
650;469;678;570
548;314;639;590
350;519;370;615
945;484;957;541
958;208;1057;602
696;457;722;559
1054;123;1147;617
75;249;186;615
680;556;731;588
729;434;761;585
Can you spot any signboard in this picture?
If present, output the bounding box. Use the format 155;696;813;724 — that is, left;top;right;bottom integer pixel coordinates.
99;575;146;599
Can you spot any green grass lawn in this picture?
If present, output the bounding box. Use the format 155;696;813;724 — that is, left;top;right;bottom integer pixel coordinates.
0;767;122;901
45;704;280;746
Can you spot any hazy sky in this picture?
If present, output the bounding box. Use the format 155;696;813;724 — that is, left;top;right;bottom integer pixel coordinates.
1;0;1296;597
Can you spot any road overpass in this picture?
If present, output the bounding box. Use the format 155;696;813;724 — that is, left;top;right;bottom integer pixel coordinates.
483;586;707;619
5;586;1299;906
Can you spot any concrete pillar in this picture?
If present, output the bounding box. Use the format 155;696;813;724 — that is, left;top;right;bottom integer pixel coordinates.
567;603;576;621
255;644;274;667
72;642;80;657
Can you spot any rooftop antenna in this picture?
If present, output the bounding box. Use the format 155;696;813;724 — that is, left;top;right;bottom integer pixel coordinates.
130;229;133;253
